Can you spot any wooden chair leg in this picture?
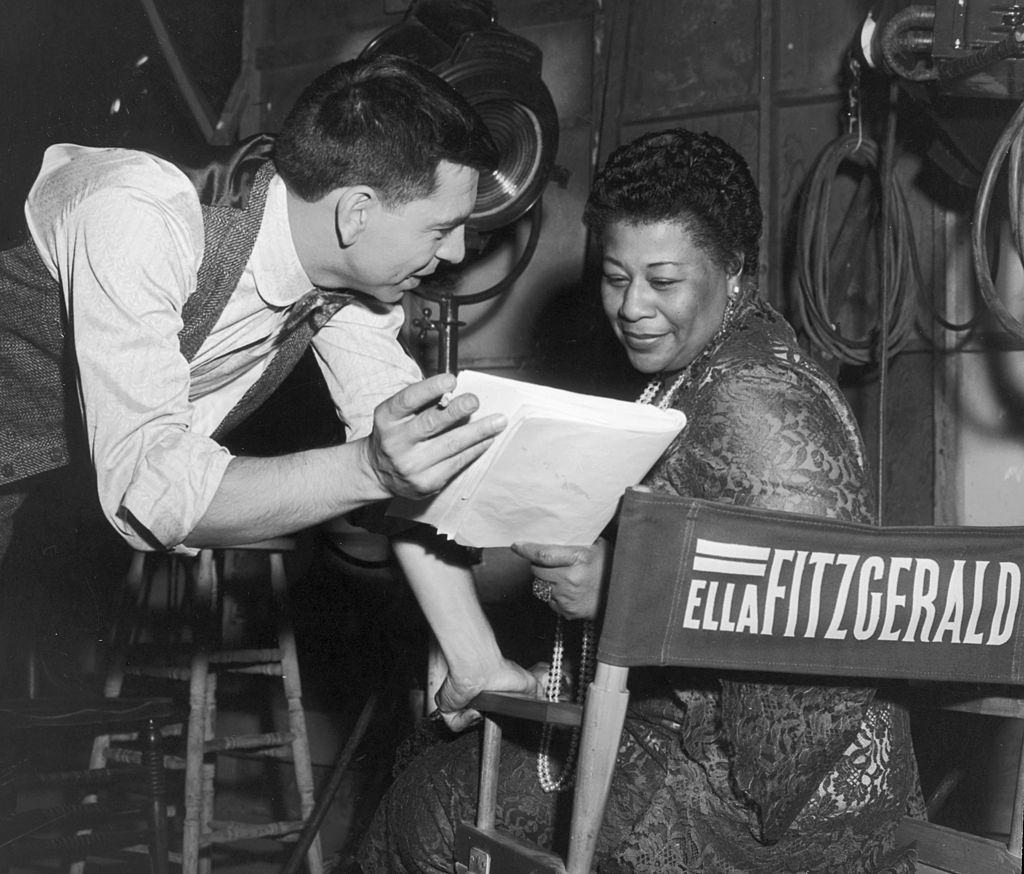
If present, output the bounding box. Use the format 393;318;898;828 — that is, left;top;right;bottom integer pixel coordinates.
270;550;324;874
566;662;630;874
182;649;210;874
143;717;170;874
184;549;217;874
1011;724;1024;859
476;716;503;831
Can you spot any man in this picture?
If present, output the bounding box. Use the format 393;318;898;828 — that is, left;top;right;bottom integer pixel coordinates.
0;54;537;712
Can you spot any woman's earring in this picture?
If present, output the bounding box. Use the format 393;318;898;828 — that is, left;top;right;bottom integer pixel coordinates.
723;287;740;324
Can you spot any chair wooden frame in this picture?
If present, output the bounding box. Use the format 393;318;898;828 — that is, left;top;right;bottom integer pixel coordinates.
0;697;176;874
465;490;1024;874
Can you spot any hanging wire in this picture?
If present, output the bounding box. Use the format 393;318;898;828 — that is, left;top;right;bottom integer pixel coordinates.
972;97;1024;342
793;61;918;366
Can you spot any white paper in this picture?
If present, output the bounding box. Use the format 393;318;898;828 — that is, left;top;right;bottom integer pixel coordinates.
388;371;687;548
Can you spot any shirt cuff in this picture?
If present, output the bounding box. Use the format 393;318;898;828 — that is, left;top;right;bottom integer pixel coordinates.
114;439;233;551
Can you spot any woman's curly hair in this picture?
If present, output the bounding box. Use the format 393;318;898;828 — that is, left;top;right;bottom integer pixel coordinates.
583;129;762;283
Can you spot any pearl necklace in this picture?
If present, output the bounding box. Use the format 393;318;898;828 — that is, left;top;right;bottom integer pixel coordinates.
536;615;595;792
635;367;693;409
536;296;744;792
535;352;696;793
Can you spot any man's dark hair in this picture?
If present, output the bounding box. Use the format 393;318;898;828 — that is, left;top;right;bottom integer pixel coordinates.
274;54;499;207
583;128;762;281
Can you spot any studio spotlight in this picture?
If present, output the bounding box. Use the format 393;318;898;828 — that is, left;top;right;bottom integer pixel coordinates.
360;0;559;232
360;0;560;375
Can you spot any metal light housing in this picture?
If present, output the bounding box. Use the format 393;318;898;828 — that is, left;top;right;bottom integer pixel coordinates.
360;0;559;232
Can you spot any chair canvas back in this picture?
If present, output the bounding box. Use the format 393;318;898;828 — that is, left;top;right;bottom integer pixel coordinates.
599;490;1024;685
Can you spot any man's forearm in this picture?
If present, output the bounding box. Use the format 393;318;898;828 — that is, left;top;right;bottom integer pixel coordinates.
185;441;386;547
183;373;504;549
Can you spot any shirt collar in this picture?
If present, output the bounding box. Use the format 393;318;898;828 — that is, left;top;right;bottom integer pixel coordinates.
248;173;312;306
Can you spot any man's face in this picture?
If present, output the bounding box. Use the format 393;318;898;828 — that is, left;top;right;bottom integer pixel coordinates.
341;160;478;305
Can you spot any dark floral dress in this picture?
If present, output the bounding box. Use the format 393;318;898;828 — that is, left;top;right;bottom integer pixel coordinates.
357;298;922;873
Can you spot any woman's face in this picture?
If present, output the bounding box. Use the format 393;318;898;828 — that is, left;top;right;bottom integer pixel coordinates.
600;220;735;374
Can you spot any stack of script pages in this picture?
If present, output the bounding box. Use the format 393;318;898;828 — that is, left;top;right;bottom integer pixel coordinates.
389;370;687;548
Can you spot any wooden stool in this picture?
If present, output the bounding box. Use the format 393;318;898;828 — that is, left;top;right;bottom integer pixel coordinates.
92;539;323;874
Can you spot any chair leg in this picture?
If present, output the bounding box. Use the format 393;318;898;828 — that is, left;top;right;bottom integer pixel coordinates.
565;662;630;874
143;717;170;874
476;716;503;831
199;670;217;874
270;551;324;874
183;649;211;874
1010;722;1024;859
184;548;218;874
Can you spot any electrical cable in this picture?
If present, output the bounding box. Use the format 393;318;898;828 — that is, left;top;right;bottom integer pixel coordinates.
794;131;918;366
937;25;1024;81
971;96;1024;342
878;5;1024;84
868;7;1024;336
879;4;937;82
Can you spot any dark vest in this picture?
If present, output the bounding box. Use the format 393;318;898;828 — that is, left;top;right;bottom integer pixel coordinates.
0;135;344;486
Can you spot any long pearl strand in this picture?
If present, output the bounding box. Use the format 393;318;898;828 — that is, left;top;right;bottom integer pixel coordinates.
537;292;742;791
535;354;685;793
536;616;595;792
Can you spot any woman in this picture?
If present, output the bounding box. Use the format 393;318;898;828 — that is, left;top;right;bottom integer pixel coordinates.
357;129;921;873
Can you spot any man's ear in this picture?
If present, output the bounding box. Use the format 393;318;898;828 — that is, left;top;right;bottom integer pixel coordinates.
335;186;376;247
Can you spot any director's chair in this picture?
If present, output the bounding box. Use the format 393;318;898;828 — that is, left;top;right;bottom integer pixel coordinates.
460;490;1024;874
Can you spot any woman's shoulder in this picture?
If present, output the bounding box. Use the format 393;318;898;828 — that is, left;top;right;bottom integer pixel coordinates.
696;301;844;411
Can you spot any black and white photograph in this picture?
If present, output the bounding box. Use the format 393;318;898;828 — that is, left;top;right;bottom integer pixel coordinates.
1;2;1022;872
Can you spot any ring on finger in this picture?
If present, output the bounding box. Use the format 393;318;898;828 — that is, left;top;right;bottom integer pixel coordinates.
532;578;554;603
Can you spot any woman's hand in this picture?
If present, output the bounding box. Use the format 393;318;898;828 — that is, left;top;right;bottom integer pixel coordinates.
435;657;542;733
511;537;611;621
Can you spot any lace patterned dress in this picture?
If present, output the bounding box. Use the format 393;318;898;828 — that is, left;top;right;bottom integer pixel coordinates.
357;298;922;874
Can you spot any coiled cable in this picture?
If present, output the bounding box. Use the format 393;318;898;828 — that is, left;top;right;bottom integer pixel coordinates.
794;130;918;365
880;4;937;82
972;96;1024;341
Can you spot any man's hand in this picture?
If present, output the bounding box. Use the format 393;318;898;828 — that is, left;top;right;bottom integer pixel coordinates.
364;373;507;499
511;537;611;621
435;657;542;733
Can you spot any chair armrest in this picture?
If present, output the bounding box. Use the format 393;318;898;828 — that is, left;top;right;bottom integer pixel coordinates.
469;691;582;728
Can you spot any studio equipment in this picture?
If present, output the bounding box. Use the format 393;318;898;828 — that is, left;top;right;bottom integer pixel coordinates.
360;0;561;374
